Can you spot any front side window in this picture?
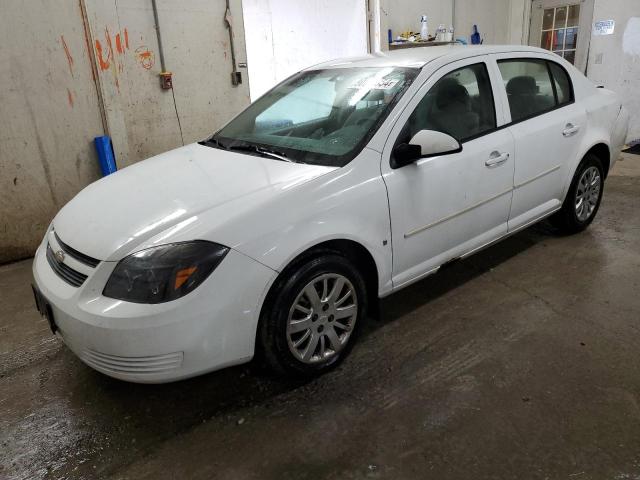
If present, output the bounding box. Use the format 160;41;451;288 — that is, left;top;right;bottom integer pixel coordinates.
399;63;496;144
213;67;418;167
498;59;573;123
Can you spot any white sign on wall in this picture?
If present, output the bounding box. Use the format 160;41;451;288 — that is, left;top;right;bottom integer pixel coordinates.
593;20;615;36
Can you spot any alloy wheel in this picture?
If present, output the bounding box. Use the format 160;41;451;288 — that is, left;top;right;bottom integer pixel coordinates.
575;166;601;222
286;273;358;364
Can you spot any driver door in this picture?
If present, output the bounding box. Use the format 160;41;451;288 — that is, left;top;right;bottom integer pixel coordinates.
381;56;515;289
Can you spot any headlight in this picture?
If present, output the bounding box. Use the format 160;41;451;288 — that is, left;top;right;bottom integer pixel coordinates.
103;241;229;304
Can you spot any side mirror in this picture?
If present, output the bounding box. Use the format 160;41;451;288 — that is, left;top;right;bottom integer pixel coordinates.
391;130;462;169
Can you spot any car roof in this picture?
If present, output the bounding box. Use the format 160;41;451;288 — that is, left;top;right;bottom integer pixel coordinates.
308;44;553;70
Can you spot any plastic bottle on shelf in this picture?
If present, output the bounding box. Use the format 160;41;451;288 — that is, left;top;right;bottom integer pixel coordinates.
447;26;454;42
420;15;428;41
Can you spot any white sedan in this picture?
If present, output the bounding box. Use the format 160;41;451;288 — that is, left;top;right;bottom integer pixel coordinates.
32;45;629;383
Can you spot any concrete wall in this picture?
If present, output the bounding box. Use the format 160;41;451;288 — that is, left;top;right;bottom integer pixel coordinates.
587;0;640;141
243;0;368;99
0;0;250;263
0;0;105;263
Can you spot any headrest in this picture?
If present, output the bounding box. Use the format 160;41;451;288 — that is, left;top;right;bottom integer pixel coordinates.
506;76;537;95
436;77;470;109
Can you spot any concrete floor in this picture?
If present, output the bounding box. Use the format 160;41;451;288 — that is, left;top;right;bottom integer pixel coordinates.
1;154;639;480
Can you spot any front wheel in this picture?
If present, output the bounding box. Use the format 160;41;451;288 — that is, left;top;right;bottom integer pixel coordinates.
258;253;367;377
551;153;605;234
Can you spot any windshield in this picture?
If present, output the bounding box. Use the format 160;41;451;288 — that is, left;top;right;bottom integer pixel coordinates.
212;66;419;167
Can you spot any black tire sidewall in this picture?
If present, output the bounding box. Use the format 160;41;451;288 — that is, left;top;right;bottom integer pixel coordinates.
260;253;367;377
559;154;605;231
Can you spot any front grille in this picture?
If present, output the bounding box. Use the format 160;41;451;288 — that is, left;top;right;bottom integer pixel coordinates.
46;244;88;287
81;349;184;375
54;232;100;267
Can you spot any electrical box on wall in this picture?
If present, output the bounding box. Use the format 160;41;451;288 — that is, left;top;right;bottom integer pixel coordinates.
159;71;173;90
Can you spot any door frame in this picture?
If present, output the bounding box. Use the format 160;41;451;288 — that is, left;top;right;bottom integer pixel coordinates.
527;0;595;74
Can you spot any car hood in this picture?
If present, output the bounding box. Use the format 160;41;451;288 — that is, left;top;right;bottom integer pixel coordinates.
53;143;335;261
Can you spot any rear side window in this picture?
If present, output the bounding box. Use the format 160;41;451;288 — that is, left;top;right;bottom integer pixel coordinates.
548;62;573;105
401;62;496;143
498;59;555;122
498;58;574;123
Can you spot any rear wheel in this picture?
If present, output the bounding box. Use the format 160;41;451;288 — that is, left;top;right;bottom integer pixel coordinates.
551;154;604;234
258;252;367;377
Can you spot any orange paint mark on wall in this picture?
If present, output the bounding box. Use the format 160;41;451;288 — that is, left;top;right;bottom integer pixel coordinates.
61;35;74;77
115;33;123;54
135;46;155;69
124;28;129;49
67;88;74;108
95;38;110;71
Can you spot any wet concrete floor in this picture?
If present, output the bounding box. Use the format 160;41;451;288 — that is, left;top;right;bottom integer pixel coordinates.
1;154;640;479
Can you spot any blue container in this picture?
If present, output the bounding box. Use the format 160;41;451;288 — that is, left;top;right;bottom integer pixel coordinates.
94;135;117;176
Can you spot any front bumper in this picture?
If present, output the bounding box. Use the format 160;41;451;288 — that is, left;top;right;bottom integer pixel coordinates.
32;239;277;383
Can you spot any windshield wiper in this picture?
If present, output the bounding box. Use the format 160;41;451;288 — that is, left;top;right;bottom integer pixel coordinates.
228;144;294;163
198;137;228;149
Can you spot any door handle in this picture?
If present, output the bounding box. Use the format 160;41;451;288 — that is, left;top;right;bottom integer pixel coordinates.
563;123;580;137
485;151;509;167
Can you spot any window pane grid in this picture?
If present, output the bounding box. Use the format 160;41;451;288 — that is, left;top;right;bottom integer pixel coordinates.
539;4;580;65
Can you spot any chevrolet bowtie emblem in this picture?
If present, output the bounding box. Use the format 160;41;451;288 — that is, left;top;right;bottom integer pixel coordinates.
55;250;65;263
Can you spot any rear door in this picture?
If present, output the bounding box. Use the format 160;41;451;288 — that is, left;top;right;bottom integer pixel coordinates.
492;54;586;230
381;56;515;289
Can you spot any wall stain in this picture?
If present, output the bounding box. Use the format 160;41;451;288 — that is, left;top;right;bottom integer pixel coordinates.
24;95;59;207
60;35;74;78
67;88;74;108
135;46;155;69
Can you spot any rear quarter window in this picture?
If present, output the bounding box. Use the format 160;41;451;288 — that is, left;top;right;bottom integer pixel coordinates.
548;61;574;105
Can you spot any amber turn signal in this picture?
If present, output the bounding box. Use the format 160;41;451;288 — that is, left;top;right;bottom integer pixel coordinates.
174;266;197;290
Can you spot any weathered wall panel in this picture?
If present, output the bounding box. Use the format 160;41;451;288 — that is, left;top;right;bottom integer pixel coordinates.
0;0;250;263
0;0;104;263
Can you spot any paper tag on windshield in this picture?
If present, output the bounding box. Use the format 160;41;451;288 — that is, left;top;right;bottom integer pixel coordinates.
372;79;399;90
348;78;399;90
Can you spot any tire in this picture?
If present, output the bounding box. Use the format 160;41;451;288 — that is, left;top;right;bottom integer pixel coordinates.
258;251;367;377
551;153;605;234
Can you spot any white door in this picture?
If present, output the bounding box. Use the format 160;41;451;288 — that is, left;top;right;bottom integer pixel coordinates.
492;54;587;230
381;57;515;289
528;0;595;73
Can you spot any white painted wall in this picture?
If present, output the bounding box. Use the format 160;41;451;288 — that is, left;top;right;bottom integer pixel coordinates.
380;0;529;46
382;0;453;39
587;0;640;141
454;0;510;44
243;0;368;99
